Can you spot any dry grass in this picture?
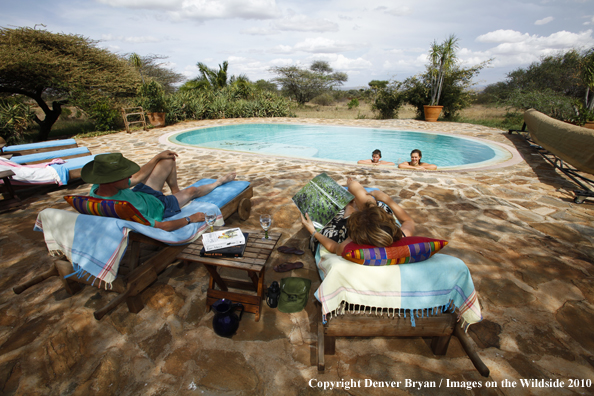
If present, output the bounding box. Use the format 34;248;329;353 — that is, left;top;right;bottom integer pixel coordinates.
292;101;507;121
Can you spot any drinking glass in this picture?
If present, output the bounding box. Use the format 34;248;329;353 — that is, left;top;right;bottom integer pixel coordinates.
205;211;217;232
260;214;272;240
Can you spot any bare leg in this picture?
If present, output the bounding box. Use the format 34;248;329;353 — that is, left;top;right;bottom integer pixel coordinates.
174;172;236;207
143;159;180;193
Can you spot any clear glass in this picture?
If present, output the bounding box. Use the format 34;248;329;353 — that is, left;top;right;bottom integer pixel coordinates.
260;214;272;240
205;211;217;232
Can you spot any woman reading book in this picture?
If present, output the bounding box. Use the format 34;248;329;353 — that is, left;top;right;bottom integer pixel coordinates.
300;177;415;256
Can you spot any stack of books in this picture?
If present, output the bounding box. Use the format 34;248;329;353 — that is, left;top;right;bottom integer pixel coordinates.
200;227;248;258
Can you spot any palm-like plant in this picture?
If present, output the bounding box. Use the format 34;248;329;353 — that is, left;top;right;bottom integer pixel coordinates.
428;35;459;106
197;61;229;90
129;52;145;84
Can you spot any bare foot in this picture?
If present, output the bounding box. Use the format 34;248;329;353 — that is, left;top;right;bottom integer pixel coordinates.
217;172;236;185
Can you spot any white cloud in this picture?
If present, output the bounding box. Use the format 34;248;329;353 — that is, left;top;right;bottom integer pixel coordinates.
270;45;293;54
293;37;356;53
476;29;531;43
384;6;413;16
310;54;372;70
535;16;554;25
96;0;279;20
101;34;160;43
241;27;277;35
272;12;338;32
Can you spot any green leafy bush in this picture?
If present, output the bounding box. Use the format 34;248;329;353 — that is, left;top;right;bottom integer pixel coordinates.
347;98;360;109
137;80;167;112
372;84;405;119
310;93;334;106
165;86;292;124
88;99;121;131
0;99;34;144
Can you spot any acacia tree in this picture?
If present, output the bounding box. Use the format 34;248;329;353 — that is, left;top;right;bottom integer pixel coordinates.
126;53;185;93
0;27;141;141
270;61;348;104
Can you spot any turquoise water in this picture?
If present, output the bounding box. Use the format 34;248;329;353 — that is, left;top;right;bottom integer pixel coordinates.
170;124;510;168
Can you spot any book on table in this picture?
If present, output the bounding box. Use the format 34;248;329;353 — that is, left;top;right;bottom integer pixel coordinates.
200;233;249;258
202;227;245;252
291;172;354;231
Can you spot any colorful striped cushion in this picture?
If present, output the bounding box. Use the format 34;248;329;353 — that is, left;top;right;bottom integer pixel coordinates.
64;195;151;226
342;236;448;266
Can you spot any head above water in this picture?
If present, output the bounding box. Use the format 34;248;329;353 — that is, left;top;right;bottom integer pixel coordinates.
410;149;422;166
347;203;403;246
372;149;382;163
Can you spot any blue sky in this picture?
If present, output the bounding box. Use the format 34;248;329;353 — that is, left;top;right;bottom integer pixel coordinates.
2;0;594;88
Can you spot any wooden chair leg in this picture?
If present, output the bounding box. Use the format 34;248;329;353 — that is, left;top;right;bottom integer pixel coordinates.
55;259;82;295
431;334;452;355
317;310;326;373
126;294;144;314
13;264;59;294
324;335;336;355
454;325;490;377
238;197;251;221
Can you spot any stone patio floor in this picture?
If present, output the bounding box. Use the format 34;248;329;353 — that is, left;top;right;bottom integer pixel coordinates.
1;117;593;395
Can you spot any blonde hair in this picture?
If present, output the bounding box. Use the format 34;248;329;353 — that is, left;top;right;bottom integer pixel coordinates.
347;203;403;246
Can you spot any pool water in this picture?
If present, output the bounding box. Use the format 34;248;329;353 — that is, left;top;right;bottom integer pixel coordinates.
169;124;511;169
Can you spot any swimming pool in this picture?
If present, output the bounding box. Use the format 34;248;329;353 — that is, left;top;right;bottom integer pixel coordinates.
168;124;513;169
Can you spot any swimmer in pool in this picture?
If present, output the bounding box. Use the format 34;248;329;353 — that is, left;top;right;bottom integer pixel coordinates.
357;149;395;166
398;149;437;170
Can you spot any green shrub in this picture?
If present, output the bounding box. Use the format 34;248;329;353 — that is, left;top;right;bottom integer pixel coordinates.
164;87;292;123
137;80;167;112
0;99;34;144
372;84;405;119
88;99;121;131
347;98;360;109
504;88;575;121
310;93;334;106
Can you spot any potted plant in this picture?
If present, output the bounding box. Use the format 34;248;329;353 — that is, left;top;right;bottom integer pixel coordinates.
424;35;459;122
137;80;167;127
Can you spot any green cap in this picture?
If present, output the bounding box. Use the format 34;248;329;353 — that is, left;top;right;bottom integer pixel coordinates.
81;153;140;184
278;277;311;314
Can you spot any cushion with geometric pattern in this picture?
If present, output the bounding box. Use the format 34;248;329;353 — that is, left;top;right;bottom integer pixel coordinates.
64;195;151;226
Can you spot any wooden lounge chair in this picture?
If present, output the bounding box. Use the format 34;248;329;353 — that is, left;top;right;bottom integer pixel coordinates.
509;109;594;203
13;182;253;320
316;303;490;377
313;248;490;377
0;137;78;156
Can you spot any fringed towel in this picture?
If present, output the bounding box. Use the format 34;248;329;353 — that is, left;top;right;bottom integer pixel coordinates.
35;200;224;287
314;246;482;329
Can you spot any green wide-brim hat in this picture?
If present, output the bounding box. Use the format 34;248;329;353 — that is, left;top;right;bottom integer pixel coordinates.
278;277;311;314
81;153;140;184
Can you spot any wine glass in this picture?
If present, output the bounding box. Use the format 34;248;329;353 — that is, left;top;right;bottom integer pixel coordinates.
205;211;217;233
260;214;272;240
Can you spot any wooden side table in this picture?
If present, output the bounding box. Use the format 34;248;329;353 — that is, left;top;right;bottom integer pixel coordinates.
178;229;280;321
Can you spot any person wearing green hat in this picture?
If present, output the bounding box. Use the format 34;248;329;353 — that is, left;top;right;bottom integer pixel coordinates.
81;150;236;231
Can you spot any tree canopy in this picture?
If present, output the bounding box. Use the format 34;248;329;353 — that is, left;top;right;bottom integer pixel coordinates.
126;53;185;93
270;61;347;105
180;61;250;92
0;27;141;140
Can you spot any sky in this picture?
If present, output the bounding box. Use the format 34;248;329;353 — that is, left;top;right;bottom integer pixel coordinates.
2;0;594;88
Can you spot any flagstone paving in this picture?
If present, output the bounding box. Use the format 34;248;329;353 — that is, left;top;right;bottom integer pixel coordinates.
0;117;593;395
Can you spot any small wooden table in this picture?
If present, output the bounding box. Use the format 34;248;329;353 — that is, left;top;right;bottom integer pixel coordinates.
178;229;281;321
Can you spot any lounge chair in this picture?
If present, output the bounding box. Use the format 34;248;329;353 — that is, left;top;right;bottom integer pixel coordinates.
14;179;253;320
509;109;594;203
314;247;490;377
9;147;92;165
0;137;78;156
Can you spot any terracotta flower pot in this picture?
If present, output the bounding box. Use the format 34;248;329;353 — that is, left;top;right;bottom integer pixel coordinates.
147;112;166;128
423;105;443;122
583;121;594;130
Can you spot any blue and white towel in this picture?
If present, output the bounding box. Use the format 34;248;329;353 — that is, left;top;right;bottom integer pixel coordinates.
35;200;224;287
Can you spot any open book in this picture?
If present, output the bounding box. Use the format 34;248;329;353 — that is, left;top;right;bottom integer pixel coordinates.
292;173;354;231
202;228;245;252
